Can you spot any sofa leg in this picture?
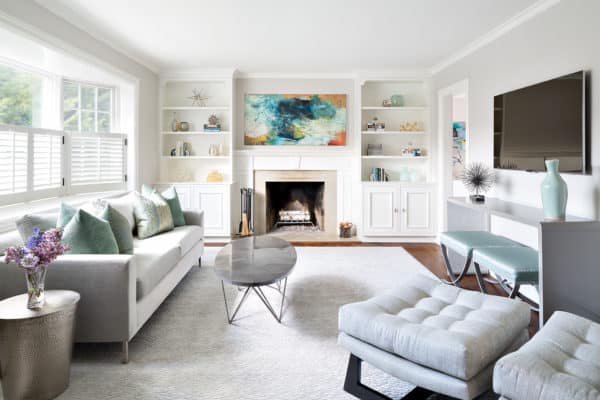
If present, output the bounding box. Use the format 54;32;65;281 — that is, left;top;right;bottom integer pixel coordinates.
344;354;433;400
121;341;129;364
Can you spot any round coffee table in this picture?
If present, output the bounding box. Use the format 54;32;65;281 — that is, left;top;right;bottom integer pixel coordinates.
215;235;296;323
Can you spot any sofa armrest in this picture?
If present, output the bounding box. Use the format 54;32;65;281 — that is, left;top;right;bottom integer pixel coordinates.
184;210;204;228
0;254;136;343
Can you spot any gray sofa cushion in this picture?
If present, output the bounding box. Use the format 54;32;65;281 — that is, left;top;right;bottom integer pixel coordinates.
134;241;180;300
338;273;530;380
494;311;600;400
132;225;203;299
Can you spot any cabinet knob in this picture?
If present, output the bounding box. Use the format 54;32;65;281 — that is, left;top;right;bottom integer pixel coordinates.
402;208;406;213
394;208;399;213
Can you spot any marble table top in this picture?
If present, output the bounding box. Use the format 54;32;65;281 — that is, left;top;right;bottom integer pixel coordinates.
215;236;297;286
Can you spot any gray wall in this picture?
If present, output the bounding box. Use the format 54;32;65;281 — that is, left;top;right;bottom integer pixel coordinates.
0;0;159;187
432;0;600;219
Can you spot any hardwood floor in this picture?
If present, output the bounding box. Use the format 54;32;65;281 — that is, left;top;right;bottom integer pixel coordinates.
206;240;539;336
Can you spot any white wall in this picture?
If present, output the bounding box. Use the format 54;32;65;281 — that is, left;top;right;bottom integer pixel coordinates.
0;0;159;188
232;78;359;232
432;0;600;219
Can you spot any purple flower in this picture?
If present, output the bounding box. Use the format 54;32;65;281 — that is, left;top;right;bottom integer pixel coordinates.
4;227;69;271
25;227;43;250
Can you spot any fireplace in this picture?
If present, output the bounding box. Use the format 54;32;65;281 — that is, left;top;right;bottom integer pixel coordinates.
254;170;337;235
266;181;325;232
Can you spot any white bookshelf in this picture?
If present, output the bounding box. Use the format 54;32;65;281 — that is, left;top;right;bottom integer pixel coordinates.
158;74;235;237
359;79;432;182
159;77;234;183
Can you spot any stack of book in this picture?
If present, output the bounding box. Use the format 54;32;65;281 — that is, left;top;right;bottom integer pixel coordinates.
203;124;221;132
369;167;389;182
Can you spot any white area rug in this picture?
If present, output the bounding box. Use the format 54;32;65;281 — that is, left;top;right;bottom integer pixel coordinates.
51;247;493;399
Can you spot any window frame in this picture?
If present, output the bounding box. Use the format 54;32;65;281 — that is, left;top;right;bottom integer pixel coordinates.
61;78;118;134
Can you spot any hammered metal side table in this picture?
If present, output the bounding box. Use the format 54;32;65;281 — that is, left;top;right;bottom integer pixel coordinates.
0;290;80;400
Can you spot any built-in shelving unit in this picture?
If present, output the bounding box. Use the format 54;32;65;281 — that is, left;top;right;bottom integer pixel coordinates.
158;73;235;237
359;79;432;183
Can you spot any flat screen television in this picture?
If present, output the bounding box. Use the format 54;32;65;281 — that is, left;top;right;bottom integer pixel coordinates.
493;71;588;173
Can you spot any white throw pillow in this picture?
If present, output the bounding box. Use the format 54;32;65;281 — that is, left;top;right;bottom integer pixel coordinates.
96;192;136;232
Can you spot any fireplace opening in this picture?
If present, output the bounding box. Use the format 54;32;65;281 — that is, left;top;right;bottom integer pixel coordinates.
265;181;325;232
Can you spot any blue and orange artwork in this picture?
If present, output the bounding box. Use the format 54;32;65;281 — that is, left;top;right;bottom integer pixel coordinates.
244;94;347;146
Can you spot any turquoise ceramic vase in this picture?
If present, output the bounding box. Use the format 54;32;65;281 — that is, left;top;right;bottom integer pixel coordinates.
541;159;568;220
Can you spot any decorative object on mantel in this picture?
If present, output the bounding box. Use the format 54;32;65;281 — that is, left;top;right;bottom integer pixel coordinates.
4;228;69;309
541;159;568;221
204;114;222;132
390;94;404;107
179;121;190;132
369;167;389;182
367;143;383;156
339;222;353;238
244;94;347;146
382;99;392;107
170;148;177;157
171;112;180;132
206;170;223;182
188;88;209;107
461;162;496;203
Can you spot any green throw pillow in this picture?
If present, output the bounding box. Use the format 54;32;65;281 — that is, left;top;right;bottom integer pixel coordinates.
133;192;161;239
98;205;134;254
57;203;77;228
142;185;185;226
62;209;119;254
161;186;185;227
15;212;57;241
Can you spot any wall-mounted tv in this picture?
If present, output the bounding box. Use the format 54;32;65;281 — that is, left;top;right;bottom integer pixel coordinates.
493;71;588;173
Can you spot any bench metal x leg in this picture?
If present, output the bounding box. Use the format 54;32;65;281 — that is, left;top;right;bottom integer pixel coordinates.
343;354;434;400
440;244;472;288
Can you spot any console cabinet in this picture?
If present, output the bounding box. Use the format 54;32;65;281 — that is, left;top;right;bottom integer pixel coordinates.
362;183;435;237
155;182;231;237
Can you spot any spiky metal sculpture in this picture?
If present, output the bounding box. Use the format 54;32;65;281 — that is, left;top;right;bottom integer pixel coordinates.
461;162;496;202
188;88;209;107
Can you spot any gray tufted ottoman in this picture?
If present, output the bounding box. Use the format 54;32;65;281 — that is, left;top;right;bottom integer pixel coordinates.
338;273;531;399
494;311;600;400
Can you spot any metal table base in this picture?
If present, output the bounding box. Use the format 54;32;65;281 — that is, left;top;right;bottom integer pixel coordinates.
221;277;288;324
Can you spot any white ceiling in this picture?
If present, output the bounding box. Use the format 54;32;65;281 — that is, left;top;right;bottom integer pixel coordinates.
38;0;540;74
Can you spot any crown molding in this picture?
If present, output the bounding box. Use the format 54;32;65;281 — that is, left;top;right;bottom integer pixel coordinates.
429;0;561;75
34;0;161;74
234;71;358;80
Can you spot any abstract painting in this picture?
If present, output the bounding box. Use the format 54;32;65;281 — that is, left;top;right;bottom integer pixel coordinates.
452;121;466;179
244;94;347;146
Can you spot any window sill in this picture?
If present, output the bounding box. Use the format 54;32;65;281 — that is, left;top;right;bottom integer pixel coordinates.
0;190;128;233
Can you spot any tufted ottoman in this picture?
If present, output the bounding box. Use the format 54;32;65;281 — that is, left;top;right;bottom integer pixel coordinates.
494;311;600;400
338;273;531;399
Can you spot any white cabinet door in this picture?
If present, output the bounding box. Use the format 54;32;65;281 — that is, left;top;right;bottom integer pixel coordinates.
400;185;434;235
362;185;399;235
192;185;230;236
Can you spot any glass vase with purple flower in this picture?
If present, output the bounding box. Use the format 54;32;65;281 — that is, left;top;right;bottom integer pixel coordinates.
4;227;69;309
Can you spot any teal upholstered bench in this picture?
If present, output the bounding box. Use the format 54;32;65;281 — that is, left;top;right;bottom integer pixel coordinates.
439;231;522;287
472;246;539;300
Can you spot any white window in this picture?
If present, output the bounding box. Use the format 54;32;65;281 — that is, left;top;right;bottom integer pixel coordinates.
63;80;113;133
0;74;126;205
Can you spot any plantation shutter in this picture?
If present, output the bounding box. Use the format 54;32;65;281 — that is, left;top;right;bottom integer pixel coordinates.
70;133;126;186
0;127;28;195
33;131;62;191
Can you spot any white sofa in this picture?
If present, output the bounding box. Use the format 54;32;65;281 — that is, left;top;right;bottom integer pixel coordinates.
0;209;204;363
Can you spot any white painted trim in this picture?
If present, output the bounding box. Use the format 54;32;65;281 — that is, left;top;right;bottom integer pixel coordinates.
430;0;561;75
235;72;358;80
437;79;469;233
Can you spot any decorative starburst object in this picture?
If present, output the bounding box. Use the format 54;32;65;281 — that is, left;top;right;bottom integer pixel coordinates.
461;162;496;202
188;88;209;107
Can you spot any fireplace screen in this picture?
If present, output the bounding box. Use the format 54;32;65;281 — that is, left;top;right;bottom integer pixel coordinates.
265;181;324;232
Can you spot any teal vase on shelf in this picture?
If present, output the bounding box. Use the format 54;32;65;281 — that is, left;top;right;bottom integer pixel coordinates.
541;159;568;221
